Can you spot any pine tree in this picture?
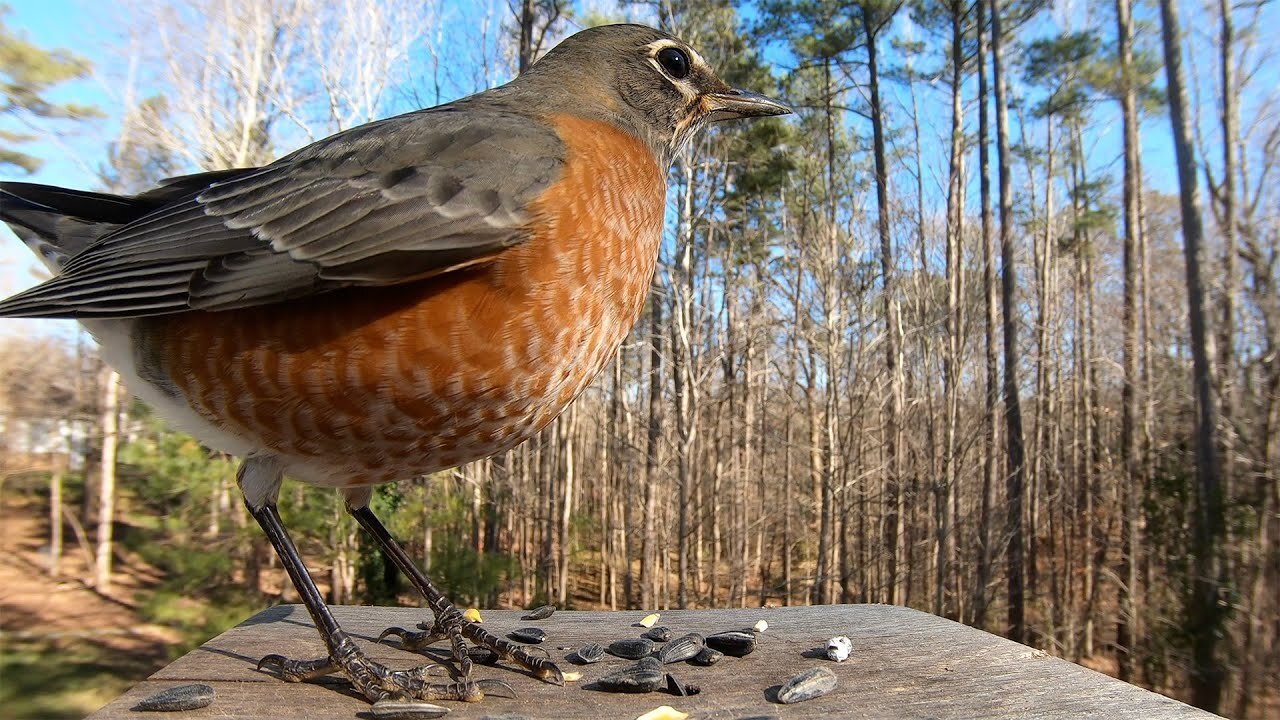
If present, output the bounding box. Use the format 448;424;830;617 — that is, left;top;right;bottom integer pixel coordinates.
0;5;98;173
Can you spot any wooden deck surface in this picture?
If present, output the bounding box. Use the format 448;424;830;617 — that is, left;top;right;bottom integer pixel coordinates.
86;604;1219;719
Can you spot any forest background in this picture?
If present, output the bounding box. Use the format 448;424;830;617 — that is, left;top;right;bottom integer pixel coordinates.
0;0;1275;718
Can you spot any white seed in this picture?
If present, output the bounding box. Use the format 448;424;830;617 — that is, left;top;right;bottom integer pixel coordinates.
827;635;853;662
753;619;769;633
638;612;661;628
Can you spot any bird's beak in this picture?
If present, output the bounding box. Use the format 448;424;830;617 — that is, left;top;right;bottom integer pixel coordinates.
702;88;792;122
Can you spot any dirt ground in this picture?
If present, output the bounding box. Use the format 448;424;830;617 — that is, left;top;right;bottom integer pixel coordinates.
0;495;178;719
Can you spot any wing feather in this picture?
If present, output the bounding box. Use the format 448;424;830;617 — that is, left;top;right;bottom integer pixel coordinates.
0;107;565;318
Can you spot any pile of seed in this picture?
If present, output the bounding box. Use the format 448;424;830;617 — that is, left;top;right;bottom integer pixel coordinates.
579;614;762;696
502;608;841;706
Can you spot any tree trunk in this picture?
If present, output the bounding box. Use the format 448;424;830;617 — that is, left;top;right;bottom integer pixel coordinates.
557;406;576;607
990;0;1027;644
607;353;625;609
862;6;901;608
672;159;697;609
517;0;536;73
940;0;966;617
1031;108;1055;639
783;213;801;606
49;466;64;577
1157;0;1226;708
1215;0;1237;508
95;370;121;593
641;280;663;610
973;0;998;630
810;56;837;607
1115;0;1142;682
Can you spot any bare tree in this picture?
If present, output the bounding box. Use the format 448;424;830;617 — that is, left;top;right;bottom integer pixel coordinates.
973;0;999;630
120;0;437;168
95;370;120;592
989;0;1028;644
1114;0;1142;682
513;0;566;73
1158;0;1226;709
855;0;903;606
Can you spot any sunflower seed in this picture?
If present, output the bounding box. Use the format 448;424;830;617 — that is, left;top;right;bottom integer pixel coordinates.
637;612;661;628
521;604;555;620
508;627;547;644
467;645;499;664
826;635;852;662
665;673;701;697
706;630;756;657
573;642;605;664
657;633;704;664
643;625;672;642
777;666;838;704
608;637;655;659
635;706;689;720
597;657;664;693
369;700;450;719
133;684;215;712
691;646;723;666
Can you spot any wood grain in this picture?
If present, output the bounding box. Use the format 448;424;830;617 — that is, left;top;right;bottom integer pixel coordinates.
85;604;1220;719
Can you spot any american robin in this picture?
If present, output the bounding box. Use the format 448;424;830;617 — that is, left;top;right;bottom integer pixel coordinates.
0;23;788;711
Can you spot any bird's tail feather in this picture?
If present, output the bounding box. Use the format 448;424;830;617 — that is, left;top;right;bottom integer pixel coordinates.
0;182;144;272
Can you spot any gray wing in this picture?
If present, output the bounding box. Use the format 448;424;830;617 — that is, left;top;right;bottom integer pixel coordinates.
0;108;565;318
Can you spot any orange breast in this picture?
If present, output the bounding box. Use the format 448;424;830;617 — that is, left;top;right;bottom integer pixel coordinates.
143;114;665;486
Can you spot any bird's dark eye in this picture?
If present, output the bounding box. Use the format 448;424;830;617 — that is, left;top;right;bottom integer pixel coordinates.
657;47;690;79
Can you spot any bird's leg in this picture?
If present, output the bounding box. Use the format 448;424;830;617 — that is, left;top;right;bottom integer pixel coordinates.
246;499;511;705
349;504;565;686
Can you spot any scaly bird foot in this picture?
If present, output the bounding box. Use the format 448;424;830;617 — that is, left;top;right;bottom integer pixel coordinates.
255;630;514;704
440;605;564;685
382;604;564;686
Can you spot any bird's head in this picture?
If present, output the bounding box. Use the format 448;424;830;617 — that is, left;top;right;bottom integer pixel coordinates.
515;24;791;166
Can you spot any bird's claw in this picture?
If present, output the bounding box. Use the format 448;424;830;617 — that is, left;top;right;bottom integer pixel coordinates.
379;626;441;652
474;678;517;699
535;663;566;687
256;654;284;673
256;653;339;682
379;626;410;642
